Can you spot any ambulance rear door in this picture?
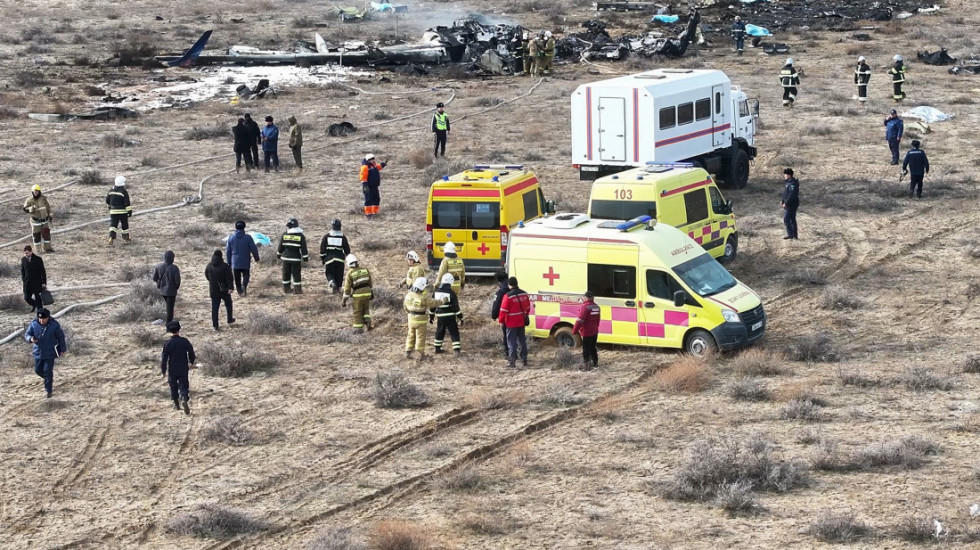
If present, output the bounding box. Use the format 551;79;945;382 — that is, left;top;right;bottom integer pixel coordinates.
586;244;640;345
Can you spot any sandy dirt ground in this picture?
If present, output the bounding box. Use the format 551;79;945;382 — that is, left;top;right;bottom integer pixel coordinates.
1;0;980;548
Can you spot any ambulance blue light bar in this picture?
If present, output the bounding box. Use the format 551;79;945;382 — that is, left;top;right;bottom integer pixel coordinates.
473;164;525;170
617;215;653;232
644;161;694;168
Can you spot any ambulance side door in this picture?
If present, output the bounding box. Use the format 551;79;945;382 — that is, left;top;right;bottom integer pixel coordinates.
640;269;693;349
680;189;722;254
586;245;641;345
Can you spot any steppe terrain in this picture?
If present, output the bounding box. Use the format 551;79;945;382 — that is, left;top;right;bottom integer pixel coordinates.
1;0;980;548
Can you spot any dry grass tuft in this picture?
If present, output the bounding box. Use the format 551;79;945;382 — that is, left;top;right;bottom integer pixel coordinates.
899;366;955;392
538;382;585;407
818;285;864;310
246;310;294;335
964;355;980;374
112;279;165;323
728;378;772;402
198;343;277;378
435;463;484;491
807;511;874;543
201;415;254;446
785;332;841;363
407;149;433;169
369;520;428;550
893;515;939;543
307;527;367;550
130;325;166;348
0;294;24;311
812;436;940;472
184;121;229;141
78;169;106;186
781;399;822;422
372;371;429;409
165;504;267;539
463;389;522;410
729;348;785;376
201;200;250;223
655;355;712;393
835;367;885;388
459;509;515;535
0;260;17;278
551;346;581;370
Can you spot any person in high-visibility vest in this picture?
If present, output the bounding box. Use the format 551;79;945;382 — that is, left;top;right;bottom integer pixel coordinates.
436;241;465;295
854;56;871;103
277;217;309;294
22;184;54;252
889;54;907;102
342;254;374;331
779;58;801;107
431;103;450;158
542;31;556;74
402;250;426;288
404;276;445;361
105;175;132;245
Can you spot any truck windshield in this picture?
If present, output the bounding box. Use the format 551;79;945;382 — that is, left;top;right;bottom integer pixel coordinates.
590;200;657;220
673;253;737;297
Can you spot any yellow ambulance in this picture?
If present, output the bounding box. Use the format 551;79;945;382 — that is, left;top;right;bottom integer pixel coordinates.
506;213;765;356
427;165;554;275
588;162;738;262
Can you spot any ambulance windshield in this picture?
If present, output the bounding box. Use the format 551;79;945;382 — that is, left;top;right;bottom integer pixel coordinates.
673;253;737;297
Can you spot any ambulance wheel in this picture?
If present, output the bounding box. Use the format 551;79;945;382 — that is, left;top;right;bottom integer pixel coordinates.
727;149;749;189
721;234;738;263
685;329;717;358
554;326;580;348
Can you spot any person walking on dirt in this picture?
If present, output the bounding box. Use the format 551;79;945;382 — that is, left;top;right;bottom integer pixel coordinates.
902;139;930;199
233;117;254;173
854;56;871;103
780;168;800;240
731;16;746;55
161;320;195;415
243;113;261;168
432;103;450;158
342;254;374;331
359;154;386;219
779;58;801;107
22;184;54;253
21;245;46;313
431;273;463;357
261;115;280;173
402;251;426;289
105;175;133;245
24;308;67;399
490;271;510;357
205;250;236;331
404;276;444;360
498;276;531;369
288;115;303;174
152;250;181;323
277;217;309;294
226;220;260;297
572;290;601;370
884;109;904;165
320;219;350;294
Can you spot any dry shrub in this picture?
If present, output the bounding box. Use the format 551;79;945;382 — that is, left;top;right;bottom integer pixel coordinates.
784;332;841;362
0;106;19;119
308;527;367;550
713;480;759;515
198;343;277;378
728;378;771;402
0;260;16;278
369;520;428;550
835;367;884;388
112;279;165;323
818;285;863;310
184;121;229;141
38;399;70;412
729;348;784;376
812;436;940;472
808;511;874;543
246;310;294;335
117;263;146;282
900;366;955;391
786;268;827;286
372;371;429;409
78;170;106;185
435;463;483;491
463;389;521;410
965;355;980;374
893;516;939;543
471;323;505;351
320;328;368;345
407;149;433;169
165;504;267;539
0;294;24;311
201;415;254;446
417;158;470;187
130;325;166;348
201;200;249;223
459;510;514;536
591;394;629;423
551;346;580;370
371;286;402;310
538;382;585;407
655;355;711;393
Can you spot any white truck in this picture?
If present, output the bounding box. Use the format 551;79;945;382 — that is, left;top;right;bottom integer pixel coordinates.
571;69;759;188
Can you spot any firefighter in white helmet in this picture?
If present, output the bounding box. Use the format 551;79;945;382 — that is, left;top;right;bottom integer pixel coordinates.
436;241;465;295
341;254;374;331
402;250;426;289
779;57;801;107
854;56;871;103
403;276;446;360
430;273;463;357
889;54;907;102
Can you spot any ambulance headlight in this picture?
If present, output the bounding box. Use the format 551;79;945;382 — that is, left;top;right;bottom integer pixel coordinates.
721;309;739;323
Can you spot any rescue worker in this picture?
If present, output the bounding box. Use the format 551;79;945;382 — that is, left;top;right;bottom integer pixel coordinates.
21;245;46;313
731;16;746;55
319;218;350;294
511;31;525;74
528;32;541;76
572;290;601;370
261;115;280;173
431;273;463;357
161;320;195;415
105;175;132;245
233;117;253;173
854;56;871;102
22;184;54;253
288;115;303;174
490;271;510;357
25;308;67;399
341;254;373;331
498;276;531;369
889;54;907;102
436;241;465;295
779;58;800;107
204;249;235;331
780;168;800;240
277;217;308;294
884;109;904;165
521;32;532;76
360;154;386;219
402;250;426;288
432;103;450;158
902;140;930;199
542;30;556;74
404;276;444;360
243;113;261;168
226;220;260;297
152;250;180;323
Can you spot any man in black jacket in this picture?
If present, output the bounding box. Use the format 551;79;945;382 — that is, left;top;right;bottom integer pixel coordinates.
105;175;132;245
781;168;800;240
490;271;510;357
902;140;930;198
233;117;254;173
243;113;261;169
152;250;181;323
204;250;236;331
161;321;195;414
319;218;350;294
21;245;47;312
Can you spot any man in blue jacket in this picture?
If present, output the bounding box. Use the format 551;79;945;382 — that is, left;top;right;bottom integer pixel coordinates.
226;220;260;297
24;308;67;398
884;109;904;165
261;115;279;173
161;321;195;414
902;140;930;199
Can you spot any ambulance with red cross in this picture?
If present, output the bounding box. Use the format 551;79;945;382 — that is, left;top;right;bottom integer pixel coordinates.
506;213;765;356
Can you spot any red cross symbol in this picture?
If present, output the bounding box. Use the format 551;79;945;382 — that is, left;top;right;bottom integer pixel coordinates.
477;242;490;256
543;266;560;286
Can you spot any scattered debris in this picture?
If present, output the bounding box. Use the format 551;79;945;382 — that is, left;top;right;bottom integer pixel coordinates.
235;79;277;99
902;106;953;123
762;43;790;54
28;107;140;123
949;64;980;76
332;6;367;22
745;23;771;37
370;2;407;12
703;0;939;31
327;121;357;137
917;48;956;65
650;14;679;24
596;1;663;11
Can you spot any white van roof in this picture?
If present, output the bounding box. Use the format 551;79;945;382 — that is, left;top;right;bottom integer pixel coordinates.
576;69;730;95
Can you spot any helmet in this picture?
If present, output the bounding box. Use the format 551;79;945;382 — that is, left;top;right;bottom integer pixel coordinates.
734;15;741;20
331;218;341;230
364;153;375;161
115;175;126;186
893;54;903;62
523;31;529;39
346;254;358;266
31;184;41;192
545;30;552;38
286;217;299;228
411;277;428;292
858;55;866;62
786;58;794;65
406;250;420;262
441;273;455;286
443;241;456;254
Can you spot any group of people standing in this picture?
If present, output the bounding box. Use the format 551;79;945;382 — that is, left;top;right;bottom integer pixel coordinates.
776;54;909;108
232;113;303;174
515;30;556;76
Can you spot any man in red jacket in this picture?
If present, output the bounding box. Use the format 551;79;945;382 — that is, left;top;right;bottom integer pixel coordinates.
572;291;601;370
498;276;531;368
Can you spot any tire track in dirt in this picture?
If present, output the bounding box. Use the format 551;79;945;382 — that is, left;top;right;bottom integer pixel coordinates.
136;415;200;544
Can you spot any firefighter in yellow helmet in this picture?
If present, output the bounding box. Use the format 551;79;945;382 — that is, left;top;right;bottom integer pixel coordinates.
436;241;465;295
22;184;54;252
342;254;374;331
402;250;426;289
403;276;446;360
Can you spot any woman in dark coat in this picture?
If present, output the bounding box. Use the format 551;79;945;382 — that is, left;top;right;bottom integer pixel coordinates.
233;118;253;173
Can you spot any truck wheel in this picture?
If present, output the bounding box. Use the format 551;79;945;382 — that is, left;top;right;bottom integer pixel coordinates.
685;329;717;357
721;234;738;263
554;326;579;348
727;148;750;189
